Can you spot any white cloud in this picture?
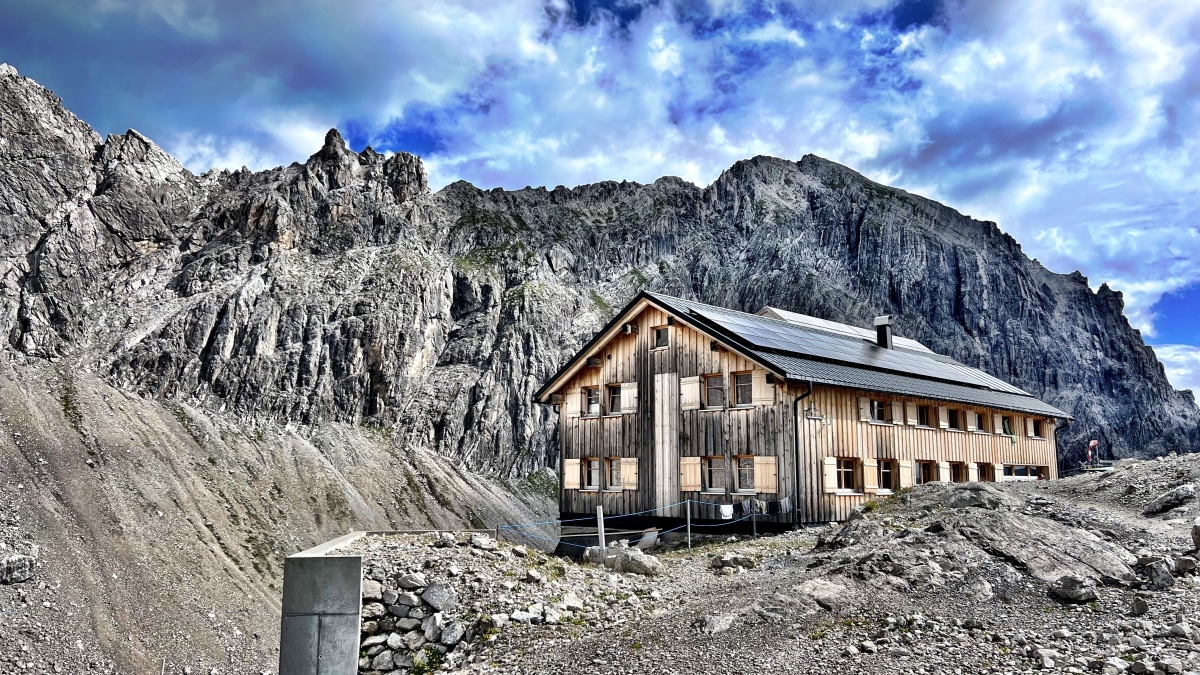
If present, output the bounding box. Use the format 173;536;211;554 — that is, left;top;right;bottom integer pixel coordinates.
1150;344;1200;397
79;0;1200;348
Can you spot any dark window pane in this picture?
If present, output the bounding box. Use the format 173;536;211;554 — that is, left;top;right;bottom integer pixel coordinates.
654;327;669;348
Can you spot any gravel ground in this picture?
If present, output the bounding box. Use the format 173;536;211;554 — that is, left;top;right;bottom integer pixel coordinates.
352;454;1200;675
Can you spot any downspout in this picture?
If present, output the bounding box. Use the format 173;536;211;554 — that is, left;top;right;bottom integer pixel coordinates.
792;380;814;529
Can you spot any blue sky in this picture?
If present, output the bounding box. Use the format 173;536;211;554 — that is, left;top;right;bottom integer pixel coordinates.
3;0;1200;394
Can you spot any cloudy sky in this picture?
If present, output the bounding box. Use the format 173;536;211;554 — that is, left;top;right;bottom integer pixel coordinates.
3;0;1199;394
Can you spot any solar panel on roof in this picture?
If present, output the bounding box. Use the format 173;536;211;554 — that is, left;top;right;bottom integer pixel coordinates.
646;293;1040;398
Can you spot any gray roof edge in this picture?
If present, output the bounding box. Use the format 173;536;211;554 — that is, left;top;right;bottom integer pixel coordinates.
753;351;1073;419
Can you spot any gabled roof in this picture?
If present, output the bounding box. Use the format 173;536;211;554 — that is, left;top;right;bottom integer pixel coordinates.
535;291;1072;419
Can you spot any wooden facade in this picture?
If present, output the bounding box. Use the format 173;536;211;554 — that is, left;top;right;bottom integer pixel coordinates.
541;299;1062;525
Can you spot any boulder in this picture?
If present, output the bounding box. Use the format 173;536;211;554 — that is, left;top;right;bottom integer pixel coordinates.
613;550;662;576
398;573;428;589
421;582;458;611
362;602;387;619
693;613;736;634
0;555;35;584
395;592;421;606
422;613;444;643
361;633;389;648
381;588;399;605
1144;561;1174;590
796;578;851;611
1142;483;1196;516
370;649;394;671
441;622;466;646
1049;575;1098;603
361;578;383;601
1130;597;1150;616
470;534;499;551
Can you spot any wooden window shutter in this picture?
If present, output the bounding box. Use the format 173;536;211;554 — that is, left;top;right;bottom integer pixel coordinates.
680;376;701;411
967;462;979;482
564;388;581;418
898;459;914;488
992;414;1004;434
620;382;638;414
863;458;879;491
754;456;778;493
936;461;950;482
857;397;870;422
822;456;838;494
905;403;918;425
890;402;903;426
751;370;774;406
937;406;950;429
1025;417;1034;437
965;411;977;432
679;457;701;491
563;458;580;489
621;458;638;490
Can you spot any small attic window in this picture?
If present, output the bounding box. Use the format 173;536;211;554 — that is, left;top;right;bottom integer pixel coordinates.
652;326;669;349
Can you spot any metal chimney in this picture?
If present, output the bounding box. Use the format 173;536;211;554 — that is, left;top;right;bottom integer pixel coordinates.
873;315;894;349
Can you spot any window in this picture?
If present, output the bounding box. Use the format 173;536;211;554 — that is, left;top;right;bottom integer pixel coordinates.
916;405;932;427
878;459;896;491
1013;465;1029;477
915;460;937;484
607;385;622;415
583;458;600;489
653;326;669;349
974;412;988;433
870;399;889;422
947;409;963;431
1003;465;1014;477
605;458;622;491
949;462;966;483
1032;419;1045;438
583;388;600;417
735;456;755;492
733;372;752;407
704;374;725;409
837;458;858;491
702;456;726;492
1001;416;1015;437
978;463;995;482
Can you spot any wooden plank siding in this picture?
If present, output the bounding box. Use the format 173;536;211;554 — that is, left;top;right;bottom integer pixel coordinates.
554;304;1059;524
794;384;1058;522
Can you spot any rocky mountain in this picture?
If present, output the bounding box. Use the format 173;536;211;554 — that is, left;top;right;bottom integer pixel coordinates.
1;62;1199;670
1;64;1195;473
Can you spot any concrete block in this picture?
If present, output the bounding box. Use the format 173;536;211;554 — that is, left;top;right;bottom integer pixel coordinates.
278;614;319;675
281;556;362;615
317;615;361;674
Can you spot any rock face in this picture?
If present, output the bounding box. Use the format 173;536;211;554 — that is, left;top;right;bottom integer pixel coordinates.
1;66;1196;475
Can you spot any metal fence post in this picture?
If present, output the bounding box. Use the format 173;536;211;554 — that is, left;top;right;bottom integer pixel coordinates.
596;505;606;557
686;500;692;551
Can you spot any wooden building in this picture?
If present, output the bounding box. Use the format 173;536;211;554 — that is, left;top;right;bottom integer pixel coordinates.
534;292;1072;526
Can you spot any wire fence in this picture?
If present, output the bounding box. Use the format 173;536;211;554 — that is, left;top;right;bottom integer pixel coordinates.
496;494;794;552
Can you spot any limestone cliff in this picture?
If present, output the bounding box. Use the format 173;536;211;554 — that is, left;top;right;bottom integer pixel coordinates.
2;65;1195;474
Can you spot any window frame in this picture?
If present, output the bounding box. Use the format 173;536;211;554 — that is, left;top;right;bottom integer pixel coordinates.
582;457;601;491
949;462;966;483
734;455;755;493
1001;415;1015;437
1032;418;1045;439
877;458;896;493
702;455;727;493
604;457;622;492
973;412;989;434
915;460;937;485
869;399;889;424
652;326;670;350
606;384;622;417
916;405;932;428
947;408;964;432
582;387;601;417
732;372;753;408
836;458;858;492
703;374;726;410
